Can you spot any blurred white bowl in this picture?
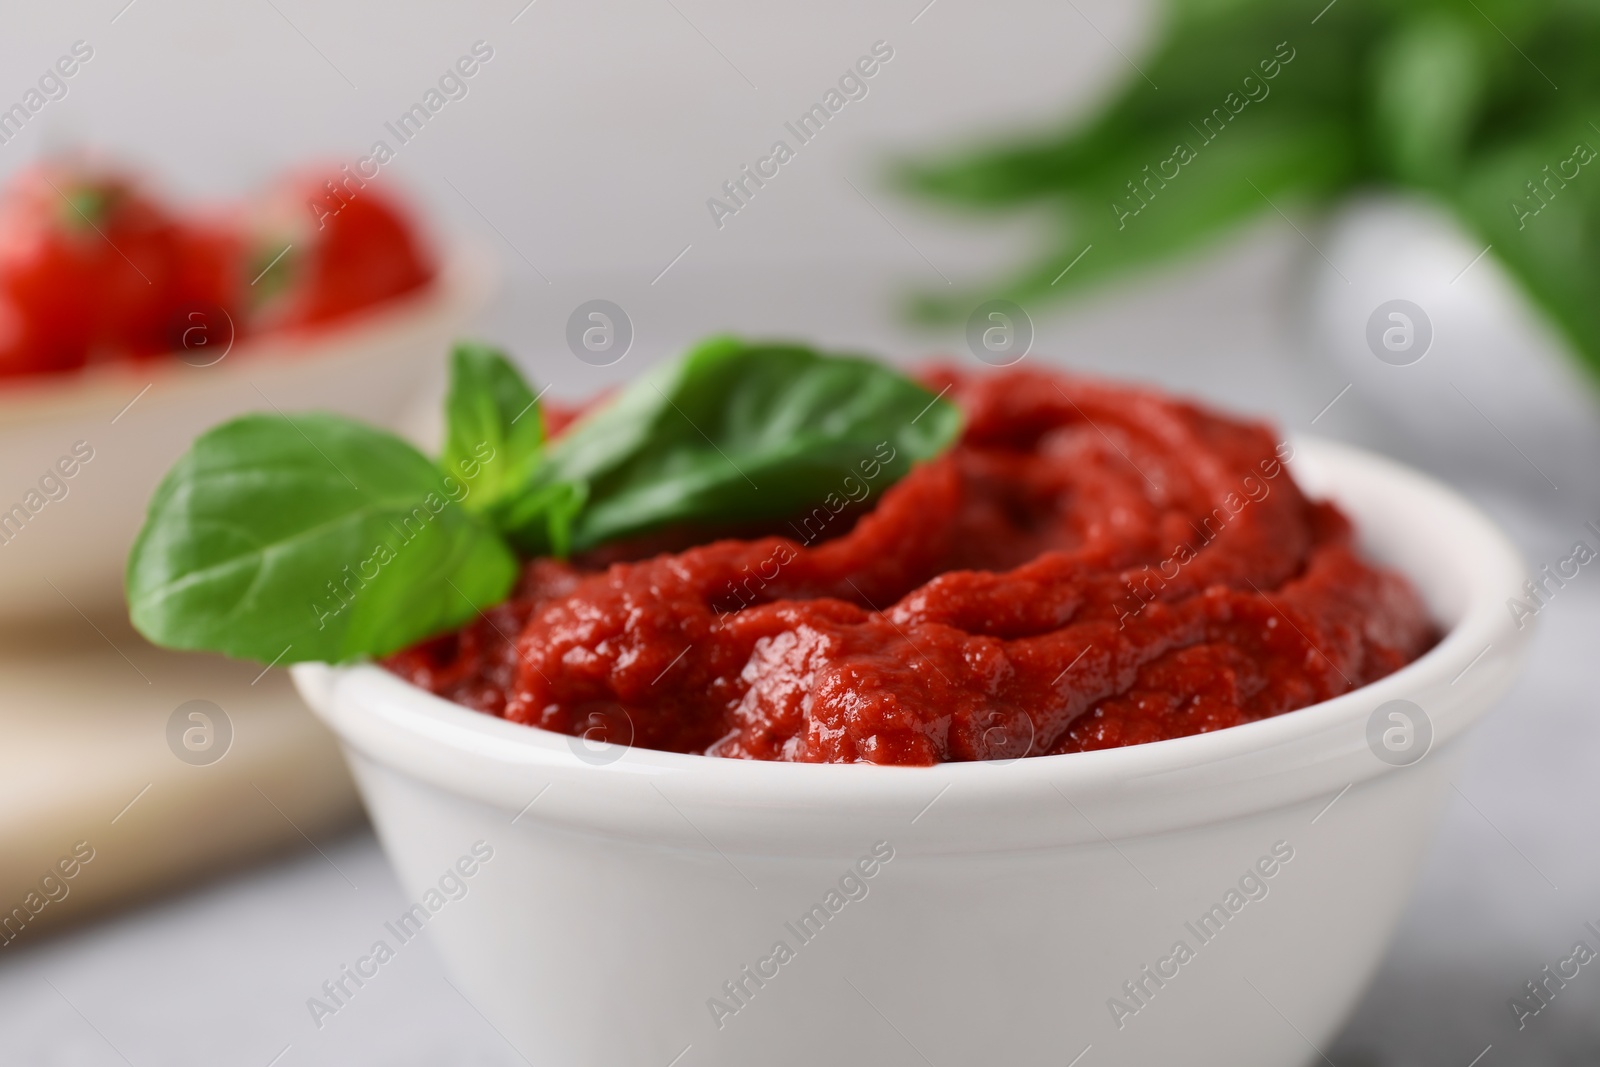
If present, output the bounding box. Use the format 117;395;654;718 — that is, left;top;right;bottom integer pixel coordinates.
0;244;492;624
1308;193;1600;493
294;436;1528;1067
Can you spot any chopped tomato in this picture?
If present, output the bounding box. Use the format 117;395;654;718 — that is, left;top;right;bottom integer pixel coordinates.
248;169;434;331
0;159;434;382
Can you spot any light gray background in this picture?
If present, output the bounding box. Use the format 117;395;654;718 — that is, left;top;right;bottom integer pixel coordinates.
2;1;1597;1064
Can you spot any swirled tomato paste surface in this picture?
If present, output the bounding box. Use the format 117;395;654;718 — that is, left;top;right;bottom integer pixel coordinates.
386;368;1436;764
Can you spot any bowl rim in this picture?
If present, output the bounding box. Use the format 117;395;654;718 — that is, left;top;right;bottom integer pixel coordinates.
293;433;1531;824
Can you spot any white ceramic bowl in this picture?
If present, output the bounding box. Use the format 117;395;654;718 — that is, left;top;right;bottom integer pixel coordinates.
293;436;1529;1067
0;244;491;623
1307;193;1600;490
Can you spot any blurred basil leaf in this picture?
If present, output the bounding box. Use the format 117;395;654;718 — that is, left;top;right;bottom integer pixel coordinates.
912;117;1358;319
897;0;1600;378
1451;116;1600;380
1369;11;1486;186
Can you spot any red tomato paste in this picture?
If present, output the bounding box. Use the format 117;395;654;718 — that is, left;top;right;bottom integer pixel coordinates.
386;368;1436;765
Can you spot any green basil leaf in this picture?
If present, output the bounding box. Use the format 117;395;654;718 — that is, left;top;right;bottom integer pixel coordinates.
1369;12;1486;187
501;481;586;559
1450;118;1600;381
909;115;1358;321
499;337;963;554
895;1;1366;208
126;413;518;664
891;0;1600;385
439;341;544;511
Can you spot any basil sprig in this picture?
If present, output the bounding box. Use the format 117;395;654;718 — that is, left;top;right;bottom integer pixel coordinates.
898;0;1600;382
126;337;961;664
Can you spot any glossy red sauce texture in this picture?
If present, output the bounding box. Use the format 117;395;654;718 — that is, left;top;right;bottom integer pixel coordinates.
385;368;1437;765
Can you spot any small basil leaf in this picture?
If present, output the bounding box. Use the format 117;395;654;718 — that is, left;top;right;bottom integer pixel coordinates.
439;341;544;511
127;413;518;664
502;337;963;554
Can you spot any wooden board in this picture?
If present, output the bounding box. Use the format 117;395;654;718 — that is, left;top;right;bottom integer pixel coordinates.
0;610;363;949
